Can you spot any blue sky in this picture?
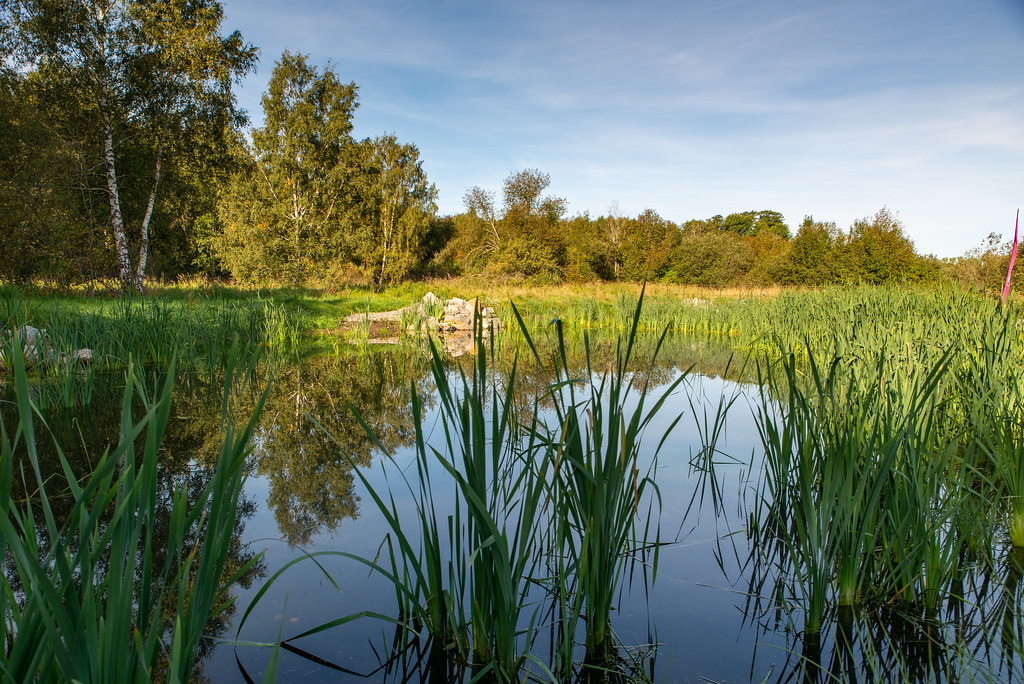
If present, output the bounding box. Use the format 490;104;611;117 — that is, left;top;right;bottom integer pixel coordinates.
223;0;1024;258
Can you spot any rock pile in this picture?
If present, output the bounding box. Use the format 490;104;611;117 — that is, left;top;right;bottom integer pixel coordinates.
341;292;502;356
343;292;502;333
438;296;499;332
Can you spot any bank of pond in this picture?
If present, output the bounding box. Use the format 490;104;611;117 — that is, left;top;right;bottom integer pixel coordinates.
1;285;1023;682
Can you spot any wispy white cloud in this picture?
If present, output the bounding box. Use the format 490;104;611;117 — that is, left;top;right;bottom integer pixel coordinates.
223;0;1024;257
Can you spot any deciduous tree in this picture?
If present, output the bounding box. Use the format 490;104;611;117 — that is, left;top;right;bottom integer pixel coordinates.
843;207;917;283
10;0;256;290
779;216;839;285
218;51;358;284
354;134;437;289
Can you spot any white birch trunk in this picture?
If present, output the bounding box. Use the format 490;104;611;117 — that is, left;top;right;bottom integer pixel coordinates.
102;102;133;287
289;181;305;284
133;138;163;291
379;195;395;287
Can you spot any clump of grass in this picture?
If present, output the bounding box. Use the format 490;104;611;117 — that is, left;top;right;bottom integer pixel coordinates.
750;341;957;635
958;309;1024;547
0;337;267;681
522;292;687;666
0;288;302;409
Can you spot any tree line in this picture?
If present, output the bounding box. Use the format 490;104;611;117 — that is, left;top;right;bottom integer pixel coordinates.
0;1;1014;292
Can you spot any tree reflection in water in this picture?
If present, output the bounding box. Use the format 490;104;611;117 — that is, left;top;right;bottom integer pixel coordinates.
250;353;433;546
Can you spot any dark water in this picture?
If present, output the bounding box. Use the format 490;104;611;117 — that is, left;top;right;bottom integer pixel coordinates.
13;333;1024;682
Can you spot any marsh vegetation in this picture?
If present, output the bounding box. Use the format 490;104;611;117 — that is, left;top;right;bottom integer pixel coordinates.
3;283;1024;682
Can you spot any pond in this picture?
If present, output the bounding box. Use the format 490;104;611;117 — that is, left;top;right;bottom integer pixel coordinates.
13;329;1024;683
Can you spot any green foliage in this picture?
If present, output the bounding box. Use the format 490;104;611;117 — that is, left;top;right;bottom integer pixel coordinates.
561;213;608;282
0;67;103;284
8;0;257;290
946;231;1024;294
216;54;439;289
0;287;303;410
666;230;752;285
445;169;567;281
503;168;559;216
217;51;359;285
720;209;791;238
743;231;791;284
618;209;678;281
0;340;267;682
538;305;685;664
776;216;839;285
351;134;438;289
487;236;562;284
838;207;919;283
751;346;957;632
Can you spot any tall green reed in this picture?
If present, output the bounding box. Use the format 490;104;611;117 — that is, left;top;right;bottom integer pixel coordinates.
958;309;1024;547
0;337;267;682
750;342;956;635
1;289;301;410
340;314;556;681
519;292;687;665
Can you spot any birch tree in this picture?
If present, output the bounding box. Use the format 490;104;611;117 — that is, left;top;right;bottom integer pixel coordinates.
218;51;359;284
358;134;437;289
9;0;256;290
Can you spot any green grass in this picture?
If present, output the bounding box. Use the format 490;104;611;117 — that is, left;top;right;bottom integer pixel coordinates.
0;337;268;682
0;287;302;408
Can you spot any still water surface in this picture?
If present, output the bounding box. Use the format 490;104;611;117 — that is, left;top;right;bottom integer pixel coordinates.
21;332;1024;682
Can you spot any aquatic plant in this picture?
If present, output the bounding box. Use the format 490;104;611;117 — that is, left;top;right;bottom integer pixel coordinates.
522;292;687;665
0;338;266;682
0;288;302;409
750;340;956;634
338;314;555;680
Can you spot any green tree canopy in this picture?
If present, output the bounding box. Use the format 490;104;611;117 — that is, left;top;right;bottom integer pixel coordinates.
353;134;438;289
619;209;678;281
9;0;256;290
667;230;752;286
778;216;840;285
841;207;918;283
721;210;790;238
445;169;565;282
218;51;359;284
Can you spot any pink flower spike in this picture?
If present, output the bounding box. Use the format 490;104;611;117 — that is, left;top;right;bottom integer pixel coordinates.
1003;209;1020;303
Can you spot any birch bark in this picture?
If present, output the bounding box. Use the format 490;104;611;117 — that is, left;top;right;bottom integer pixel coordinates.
133;138;163;290
102;102;133;287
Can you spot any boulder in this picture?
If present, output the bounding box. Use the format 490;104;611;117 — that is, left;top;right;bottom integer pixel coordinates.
442;297;475;331
18;325;47;366
442;330;477;357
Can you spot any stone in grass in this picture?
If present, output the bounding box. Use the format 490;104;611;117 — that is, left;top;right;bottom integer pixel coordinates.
0;326;93;372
